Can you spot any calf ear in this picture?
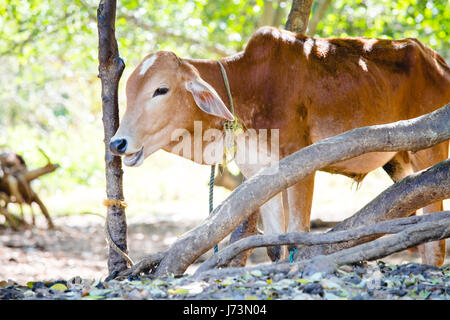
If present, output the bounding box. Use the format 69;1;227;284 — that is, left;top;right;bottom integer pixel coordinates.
186;78;234;121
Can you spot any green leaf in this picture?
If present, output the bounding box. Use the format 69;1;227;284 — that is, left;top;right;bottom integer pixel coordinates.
49;283;68;291
167;288;189;295
250;270;263;277
296;278;310;284
83;295;105;300
152;279;167;287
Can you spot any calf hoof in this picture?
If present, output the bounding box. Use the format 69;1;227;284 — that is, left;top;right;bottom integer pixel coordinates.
288;245;298;262
266;246;282;262
287;245;297;254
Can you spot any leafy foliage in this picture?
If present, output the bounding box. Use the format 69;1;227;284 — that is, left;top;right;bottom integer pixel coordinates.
314;0;449;57
0;0;448;213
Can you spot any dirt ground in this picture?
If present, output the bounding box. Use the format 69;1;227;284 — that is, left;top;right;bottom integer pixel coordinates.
0;212;230;284
1;211;449;286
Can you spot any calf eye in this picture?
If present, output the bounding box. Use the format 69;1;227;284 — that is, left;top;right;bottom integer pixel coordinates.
153;87;169;97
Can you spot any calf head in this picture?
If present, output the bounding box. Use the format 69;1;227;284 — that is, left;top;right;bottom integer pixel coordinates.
110;51;233;166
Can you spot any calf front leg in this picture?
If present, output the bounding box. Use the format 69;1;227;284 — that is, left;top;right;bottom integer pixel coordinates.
286;173;315;255
228;210;260;267
260;192;286;261
238;164;287;262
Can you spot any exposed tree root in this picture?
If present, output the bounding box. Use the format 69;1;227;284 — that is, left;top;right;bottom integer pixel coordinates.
116;251;167;279
195;211;450;273
193;215;450;280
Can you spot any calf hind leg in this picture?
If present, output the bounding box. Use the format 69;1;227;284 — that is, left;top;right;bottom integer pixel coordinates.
410;142;448;267
382;151;414;183
260;193;286;261
384;146;448;267
383;152;419;254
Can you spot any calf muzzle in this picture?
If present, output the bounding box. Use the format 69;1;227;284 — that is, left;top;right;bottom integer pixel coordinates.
109;138;128;155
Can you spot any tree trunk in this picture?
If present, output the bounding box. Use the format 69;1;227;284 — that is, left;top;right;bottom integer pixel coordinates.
272;0;287;27
258;0;276;28
285;0;314;33
97;0;128;274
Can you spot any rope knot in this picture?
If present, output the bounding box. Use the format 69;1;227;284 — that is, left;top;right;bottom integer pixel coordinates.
103;198;128;209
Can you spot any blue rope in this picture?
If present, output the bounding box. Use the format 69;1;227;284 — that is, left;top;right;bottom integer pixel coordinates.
209;164;218;254
289;248;297;263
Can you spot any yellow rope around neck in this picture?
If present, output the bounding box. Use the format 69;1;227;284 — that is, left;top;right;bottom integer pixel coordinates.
217;60;244;167
103;198;134;267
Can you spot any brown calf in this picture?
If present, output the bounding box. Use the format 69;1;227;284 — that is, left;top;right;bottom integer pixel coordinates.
111;26;450;266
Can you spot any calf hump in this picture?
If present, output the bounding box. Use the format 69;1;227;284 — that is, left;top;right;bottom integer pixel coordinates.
244;27;281;62
244;27;305;61
364;38;447;76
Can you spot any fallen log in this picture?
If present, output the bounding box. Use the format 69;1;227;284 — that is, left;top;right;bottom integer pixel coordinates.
115;251;168;279
125;102;449;277
193;213;450;280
